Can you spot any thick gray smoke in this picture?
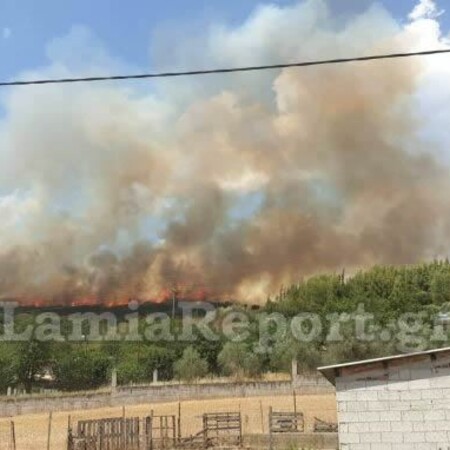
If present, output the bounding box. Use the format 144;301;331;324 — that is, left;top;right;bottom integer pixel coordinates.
1;0;450;304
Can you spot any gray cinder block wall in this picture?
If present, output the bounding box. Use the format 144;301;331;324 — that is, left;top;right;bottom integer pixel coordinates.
319;347;450;450
0;375;334;417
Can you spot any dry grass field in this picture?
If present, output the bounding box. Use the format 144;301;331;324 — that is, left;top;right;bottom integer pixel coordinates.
0;393;336;449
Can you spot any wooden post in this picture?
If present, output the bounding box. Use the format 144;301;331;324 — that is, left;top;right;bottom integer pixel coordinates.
172;415;176;447
66;415;72;450
137;417;141;450
238;411;243;447
145;416;151;450
259;400;264;434
46;411;52;450
122;406;127;450
177;402;181;442
99;419;104;450
202;414;207;449
269;407;273;450
293;389;297;431
150;409;154;450
10;420;16;450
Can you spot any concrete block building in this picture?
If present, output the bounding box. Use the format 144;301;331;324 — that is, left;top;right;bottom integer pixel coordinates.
318;347;450;450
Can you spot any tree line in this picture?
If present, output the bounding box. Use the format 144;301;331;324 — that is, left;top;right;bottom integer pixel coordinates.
1;260;450;394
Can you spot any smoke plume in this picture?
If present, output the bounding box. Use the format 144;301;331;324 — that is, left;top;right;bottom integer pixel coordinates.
1;0;450;304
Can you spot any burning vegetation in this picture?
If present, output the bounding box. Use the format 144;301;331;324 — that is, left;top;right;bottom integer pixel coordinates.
1;0;450;306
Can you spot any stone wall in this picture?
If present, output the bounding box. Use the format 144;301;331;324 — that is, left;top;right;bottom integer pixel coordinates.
336;352;450;450
0;374;333;417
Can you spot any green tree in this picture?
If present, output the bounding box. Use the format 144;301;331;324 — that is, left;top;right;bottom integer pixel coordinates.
322;321;397;366
52;347;110;391
270;333;322;373
173;346;208;382
0;343;18;393
116;353;146;385
13;314;52;393
431;268;450;305
16;339;51;393
218;342;262;379
140;345;177;381
116;344;177;384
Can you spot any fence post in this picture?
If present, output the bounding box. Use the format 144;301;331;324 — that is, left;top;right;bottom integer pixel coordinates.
122;406;127;450
66;415;72;450
150;409;154;450
177;402;181;443
99;419;104;450
47;411;53;450
144;416;151;450
137;416;141;450
293;389;298;431
202;414;207;449
269;406;273;450
238;411;243;447
172;415;176;448
259;400;264;434
10;420;16;450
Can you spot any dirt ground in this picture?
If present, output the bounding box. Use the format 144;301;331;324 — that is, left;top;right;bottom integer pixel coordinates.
0;393;336;450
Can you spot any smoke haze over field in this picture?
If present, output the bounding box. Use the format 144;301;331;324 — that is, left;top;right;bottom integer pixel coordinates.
1;0;450;305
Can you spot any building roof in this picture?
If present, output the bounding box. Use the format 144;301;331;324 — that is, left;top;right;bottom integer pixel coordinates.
317;346;450;385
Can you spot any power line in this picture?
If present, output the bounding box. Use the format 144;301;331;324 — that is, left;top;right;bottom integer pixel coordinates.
1;48;450;87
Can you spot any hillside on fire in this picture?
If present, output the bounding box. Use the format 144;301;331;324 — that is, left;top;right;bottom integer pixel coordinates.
1;0;450;309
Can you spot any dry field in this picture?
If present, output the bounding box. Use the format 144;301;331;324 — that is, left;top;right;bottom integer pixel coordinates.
0;393;336;450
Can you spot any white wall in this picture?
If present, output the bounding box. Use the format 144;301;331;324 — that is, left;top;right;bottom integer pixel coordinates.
336;352;450;450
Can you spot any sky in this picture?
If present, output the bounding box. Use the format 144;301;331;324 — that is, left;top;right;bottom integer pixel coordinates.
2;0;450;302
0;0;448;82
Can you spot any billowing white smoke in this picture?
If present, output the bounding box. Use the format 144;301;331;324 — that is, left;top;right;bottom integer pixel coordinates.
0;0;450;304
